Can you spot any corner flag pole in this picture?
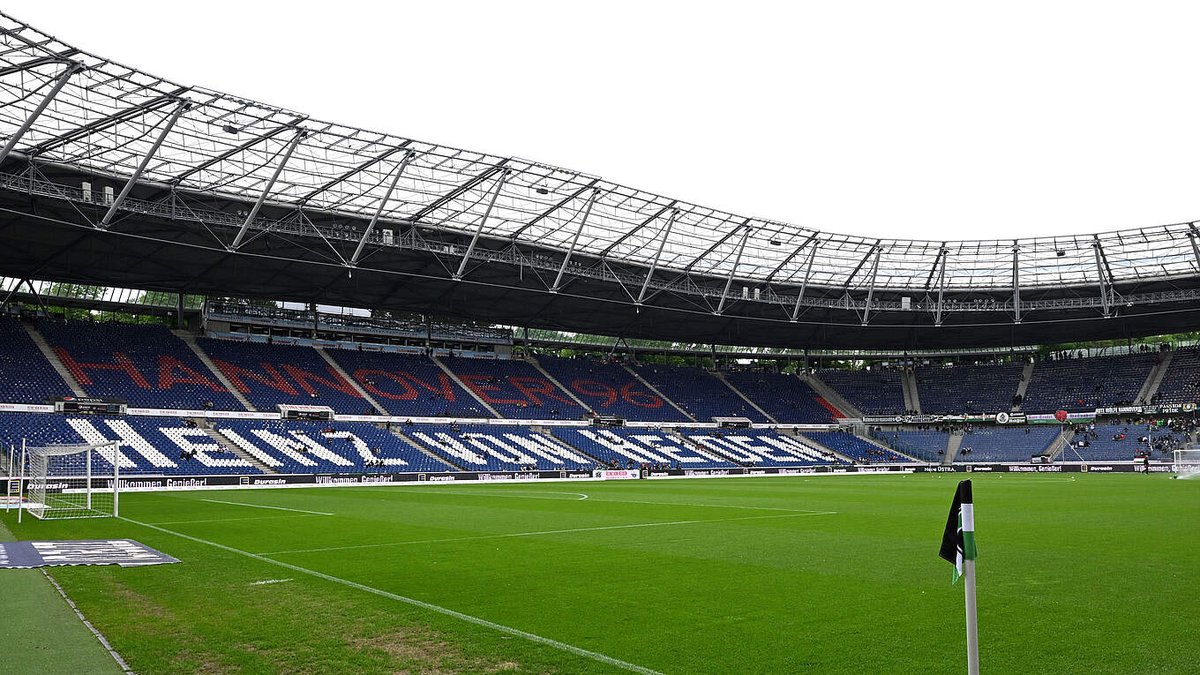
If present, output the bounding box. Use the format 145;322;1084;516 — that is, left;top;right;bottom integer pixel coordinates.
939;479;979;675
962;497;979;675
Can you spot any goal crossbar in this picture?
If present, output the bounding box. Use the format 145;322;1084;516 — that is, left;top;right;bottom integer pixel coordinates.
19;440;120;522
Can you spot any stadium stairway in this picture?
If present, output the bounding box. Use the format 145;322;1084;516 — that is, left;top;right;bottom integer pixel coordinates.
901;370;921;414
622;365;696;421
798;373;862;419
1046;427;1079;461
388;427;467;470
775;428;853;464
1135;351;1172;404
174;330;256;411
315;347;386;414
1012;361;1034;411
944;432;963;464
532;427;604;466
195;420;276;474
429;355;501;418
24;323;87;397
713;372;778;422
523;355;595;415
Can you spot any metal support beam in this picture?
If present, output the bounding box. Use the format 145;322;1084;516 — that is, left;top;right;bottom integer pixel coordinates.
298;142;411;204
230;129;307;249
635;209;680;304
410;160;508;223
861;247;882;326
551;188;600;292
1012;242;1021;323
1189;225;1200;271
924;244;948;290
508;177;601;240
683;217;751;273
169;116;306;185
350;149;414;264
24;89;188;157
764;232;819;284
1092;238;1111;317
934;247;949;326
453;169;511;280
790;244;819;322
0;49;80;78
0;61;83;167
715;226;753;314
597;201;678;259
99;99;190;228
843;241;881;289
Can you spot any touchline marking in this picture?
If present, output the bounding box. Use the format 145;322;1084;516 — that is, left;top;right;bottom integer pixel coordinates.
250;578;293;586
199;498;333;516
121;517;662;675
258;511;837;556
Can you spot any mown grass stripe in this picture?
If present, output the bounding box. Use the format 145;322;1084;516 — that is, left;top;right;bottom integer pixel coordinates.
121;516;663;675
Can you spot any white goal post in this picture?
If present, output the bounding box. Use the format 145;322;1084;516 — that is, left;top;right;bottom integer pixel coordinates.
18;440;120;522
1173;447;1200;479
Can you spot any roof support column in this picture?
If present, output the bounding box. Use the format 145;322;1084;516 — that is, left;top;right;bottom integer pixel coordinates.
231;129;307;250
715;226;752;315
351;149;414;264
551;189;600;292
789;244;819;322
1012;242;1022;324
1190;225;1200;270
636;209;679;305
0;61;83;167
453;168;511;280
861;247;882;326
1092;238;1111;317
934;247;949;327
100;99;190;229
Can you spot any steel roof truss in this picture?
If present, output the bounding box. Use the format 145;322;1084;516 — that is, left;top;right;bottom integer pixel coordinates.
635;209;680;305
230;129;307;249
453;168;511;280
0;60;83;166
99;99;189;229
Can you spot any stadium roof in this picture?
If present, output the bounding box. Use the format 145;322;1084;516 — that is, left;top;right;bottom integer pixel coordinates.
1;12;1200;349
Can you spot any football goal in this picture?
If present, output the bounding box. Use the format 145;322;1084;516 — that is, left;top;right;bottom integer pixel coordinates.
18;440;120;521
1173;446;1200;479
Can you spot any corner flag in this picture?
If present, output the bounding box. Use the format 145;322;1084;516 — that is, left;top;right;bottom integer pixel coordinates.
938;479;980;675
939;479;977;582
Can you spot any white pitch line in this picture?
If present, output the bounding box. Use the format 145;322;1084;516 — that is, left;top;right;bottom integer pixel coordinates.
199;498;333;516
147;514;318;526
258;511;837;556
121;517;662;675
403;489;590;501
585;497;827;513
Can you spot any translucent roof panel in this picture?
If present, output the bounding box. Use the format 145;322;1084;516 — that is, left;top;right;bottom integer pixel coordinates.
0;12;1198;293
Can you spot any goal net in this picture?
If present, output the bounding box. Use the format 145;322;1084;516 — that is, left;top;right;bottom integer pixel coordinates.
1172;447;1200;479
20;441;120;520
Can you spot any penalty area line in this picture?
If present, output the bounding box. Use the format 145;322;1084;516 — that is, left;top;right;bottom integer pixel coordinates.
120;517;663;675
198;498;333;516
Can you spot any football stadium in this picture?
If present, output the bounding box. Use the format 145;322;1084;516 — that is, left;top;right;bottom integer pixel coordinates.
0;8;1198;674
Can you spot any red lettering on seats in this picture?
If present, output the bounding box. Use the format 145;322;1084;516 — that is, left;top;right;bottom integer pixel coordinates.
212;360;298;395
458;374;525;405
281;364;362;398
353;369;417;401
158;355;225;392
55;348;151;389
508;377;576;406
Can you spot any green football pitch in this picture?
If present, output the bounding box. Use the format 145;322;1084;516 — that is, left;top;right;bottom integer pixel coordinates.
2;473;1197;674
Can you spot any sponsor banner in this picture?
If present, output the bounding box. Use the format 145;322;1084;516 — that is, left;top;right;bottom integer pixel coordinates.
1095;403;1197;416
0;403;55;413
994;412;1028;425
913;462;1160;473
593;469;641;480
0;539;180;569
127;408;280;420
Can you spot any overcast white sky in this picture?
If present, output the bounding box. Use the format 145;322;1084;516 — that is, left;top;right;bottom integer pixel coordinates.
8;1;1200;241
